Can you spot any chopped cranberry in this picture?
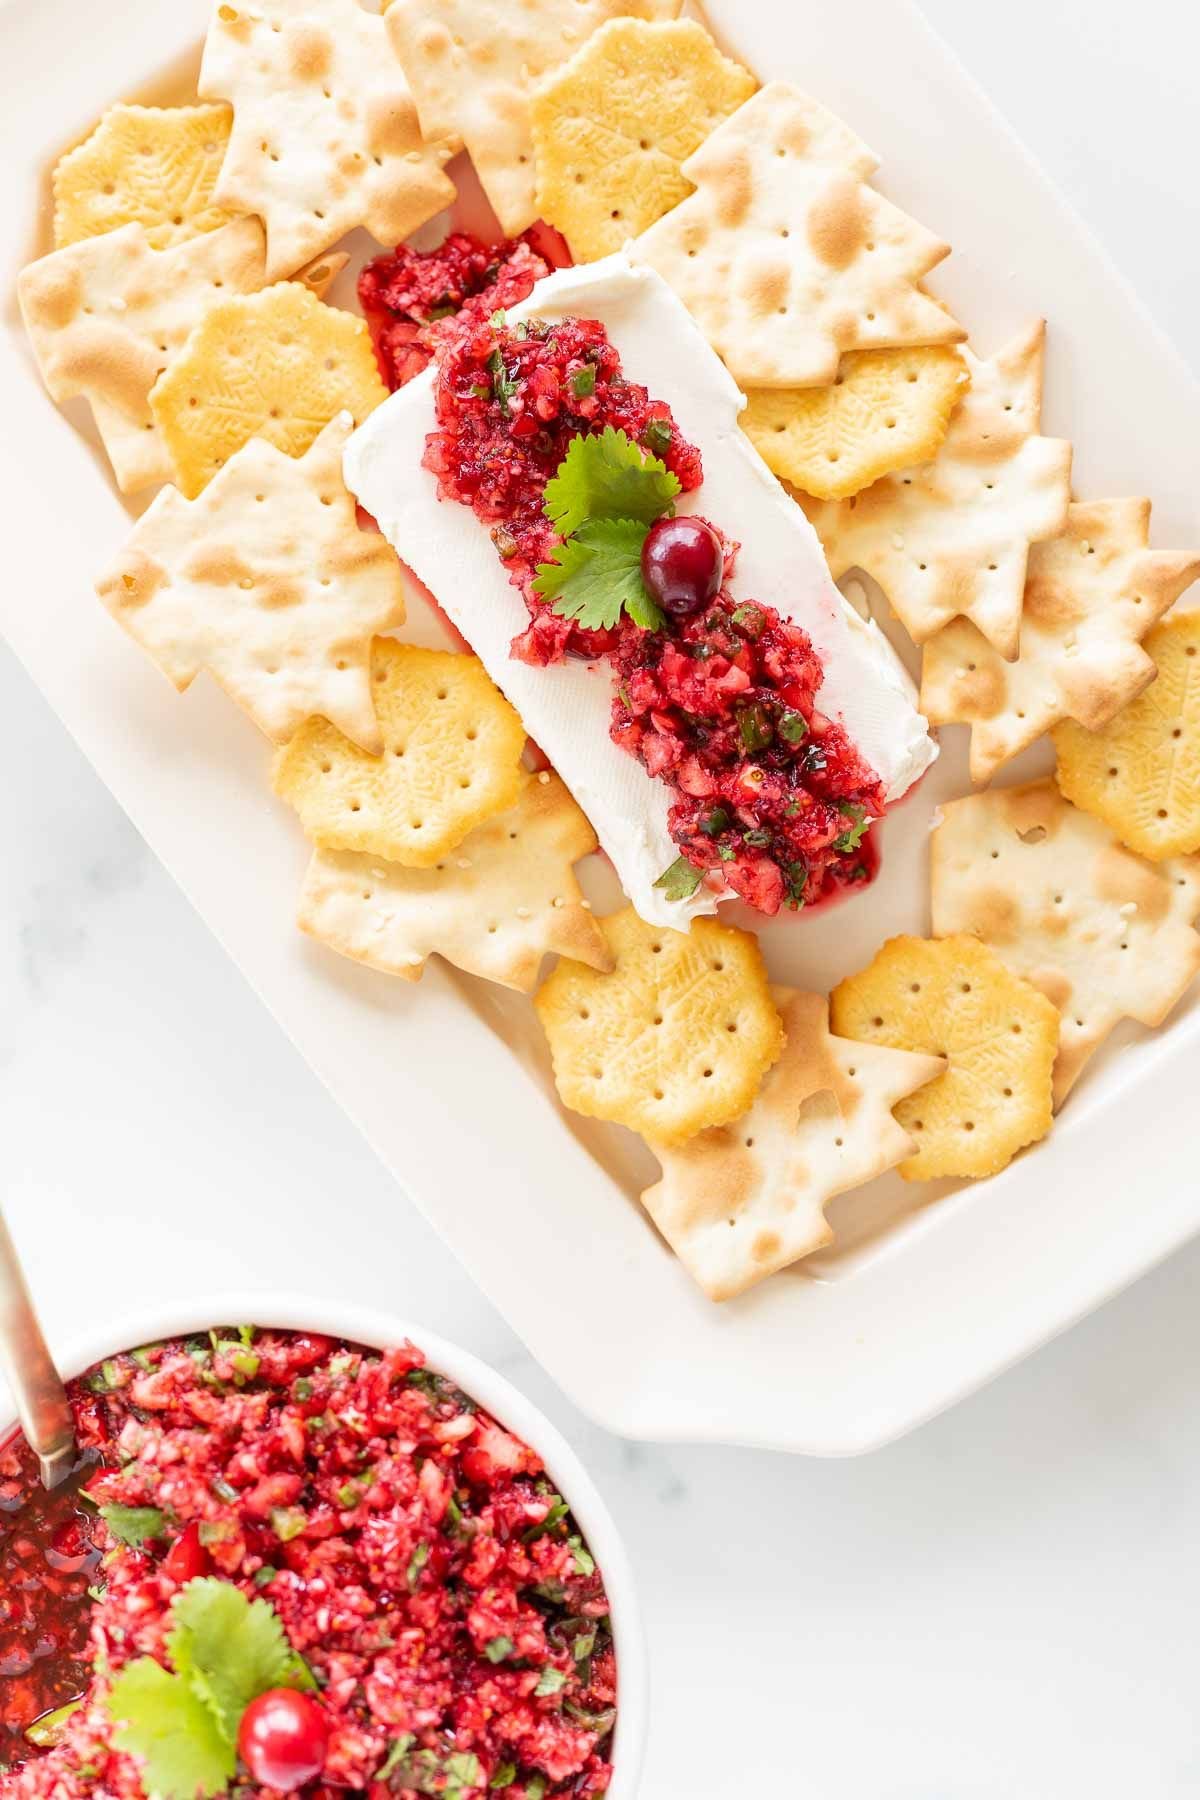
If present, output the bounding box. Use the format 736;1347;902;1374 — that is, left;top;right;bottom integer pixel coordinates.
237;1689;330;1790
162;1521;208;1585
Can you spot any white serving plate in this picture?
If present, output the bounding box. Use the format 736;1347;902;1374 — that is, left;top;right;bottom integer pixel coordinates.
2;0;1199;1455
1;1296;647;1798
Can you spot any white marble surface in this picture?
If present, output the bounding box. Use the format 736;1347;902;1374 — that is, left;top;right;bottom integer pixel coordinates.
4;1;1200;1792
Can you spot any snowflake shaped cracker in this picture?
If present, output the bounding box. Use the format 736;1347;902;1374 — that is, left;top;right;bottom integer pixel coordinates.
804;323;1072;660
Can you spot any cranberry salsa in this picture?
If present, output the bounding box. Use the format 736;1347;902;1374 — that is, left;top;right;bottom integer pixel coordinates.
383;232;886;915
0;1330;615;1800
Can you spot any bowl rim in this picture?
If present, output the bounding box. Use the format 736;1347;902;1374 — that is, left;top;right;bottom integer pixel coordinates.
3;1293;648;1799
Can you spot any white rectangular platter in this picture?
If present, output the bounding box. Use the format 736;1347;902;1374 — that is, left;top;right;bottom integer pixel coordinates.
2;0;1199;1454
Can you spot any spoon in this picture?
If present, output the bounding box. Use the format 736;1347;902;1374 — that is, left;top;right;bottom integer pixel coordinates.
0;1210;76;1487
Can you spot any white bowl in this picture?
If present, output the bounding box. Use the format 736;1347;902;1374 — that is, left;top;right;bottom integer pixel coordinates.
7;1293;648;1799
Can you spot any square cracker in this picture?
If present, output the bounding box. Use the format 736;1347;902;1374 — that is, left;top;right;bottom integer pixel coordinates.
18;218;267;494
932;780;1200;1104
804;324;1072;660
386;0;681;238
633;81;963;390
922;499;1200;782
200;0;458;281
297;770;612;991
641;989;943;1302
95;414;405;752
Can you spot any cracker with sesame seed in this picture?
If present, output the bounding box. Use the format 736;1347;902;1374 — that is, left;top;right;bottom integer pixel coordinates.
150;281;385;498
831;934;1058;1181
632;82;964;390
53;103;237;251
531;18;756;262
199;0;457;282
743;345;969;501
18;218;267;494
922;500;1200;782
273;639;526;865
803;324;1072;659
387;0;681;237
931;781;1200;1106
641;989;943;1300
1054;610;1200;860
95;414;404;751
297;771;612;991
534;905;783;1145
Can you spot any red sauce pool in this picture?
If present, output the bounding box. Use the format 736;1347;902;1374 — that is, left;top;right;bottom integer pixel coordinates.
0;1436;99;1757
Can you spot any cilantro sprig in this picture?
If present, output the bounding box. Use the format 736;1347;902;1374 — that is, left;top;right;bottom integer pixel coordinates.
533;427;680;633
105;1578;316;1800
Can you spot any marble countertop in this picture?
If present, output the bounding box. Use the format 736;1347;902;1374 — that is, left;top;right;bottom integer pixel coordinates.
3;2;1200;1792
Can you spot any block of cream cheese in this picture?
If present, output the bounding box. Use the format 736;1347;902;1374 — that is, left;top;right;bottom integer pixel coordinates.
344;253;937;929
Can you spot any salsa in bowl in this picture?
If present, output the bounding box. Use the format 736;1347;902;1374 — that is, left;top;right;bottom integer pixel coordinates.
0;1301;644;1800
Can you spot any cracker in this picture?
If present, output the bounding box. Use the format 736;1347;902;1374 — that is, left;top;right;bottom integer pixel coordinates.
386;0;681;237
743;345;968;501
641;989;943;1300
199;0;457;281
803;324;1072;660
297;770;611;990
273;640;526;865
531;19;756;262
922;500;1200;782
931;781;1200;1106
149;281;386;498
1054;611;1200;860
633;82;963;390
53;104;236;251
95;415;404;751
534;905;783;1145
831;934;1058;1180
17;217;267;494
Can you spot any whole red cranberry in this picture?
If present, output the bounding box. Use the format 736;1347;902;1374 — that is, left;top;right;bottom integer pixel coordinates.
641;516;723;618
237;1689;330;1791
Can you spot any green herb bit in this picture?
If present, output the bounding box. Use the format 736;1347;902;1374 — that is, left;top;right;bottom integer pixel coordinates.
699;805;731;838
742;828;772;848
470;383;491;400
779;709;809;744
731;603;767;639
270;1507;307;1544
407;1540;431;1591
252;1567;277;1588
99;1504;167;1549
736;701;775;752
569;364;596;399
489;1763;518;1790
832;803;870;854
641;418;672;455
487;348;518;415
336;1481;363;1509
130;1345;159;1372
523;1498;569;1542
23;1699;82;1749
653;855;704;901
210;1476;239;1504
534;1666;567;1698
567;1536;596;1577
717;844;736;861
293;1377;313;1401
376;1734;416;1782
485;1635;514;1664
489;309;507;328
525;1775;548;1800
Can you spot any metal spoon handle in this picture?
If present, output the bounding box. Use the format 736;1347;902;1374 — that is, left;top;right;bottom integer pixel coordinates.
0;1211;76;1487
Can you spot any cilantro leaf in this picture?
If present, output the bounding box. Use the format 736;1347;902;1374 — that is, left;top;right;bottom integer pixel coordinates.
653;856;704;901
108;1659;235;1800
832;804;871;854
542;426;680;538
166;1577;307;1739
534;1666;567;1697
99;1504;166;1549
534;519;665;633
